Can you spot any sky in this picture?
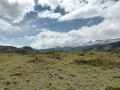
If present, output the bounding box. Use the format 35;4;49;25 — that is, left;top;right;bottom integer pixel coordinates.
0;0;120;49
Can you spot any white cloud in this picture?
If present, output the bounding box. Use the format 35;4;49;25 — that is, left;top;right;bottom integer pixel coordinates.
31;18;120;49
0;0;120;49
0;0;34;22
59;0;118;21
38;10;61;19
38;0;88;12
58;5;100;21
0;19;22;38
57;0;86;12
0;0;34;36
31;0;120;49
38;0;59;9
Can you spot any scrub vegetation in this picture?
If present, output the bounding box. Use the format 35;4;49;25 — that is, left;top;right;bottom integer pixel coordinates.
0;51;120;90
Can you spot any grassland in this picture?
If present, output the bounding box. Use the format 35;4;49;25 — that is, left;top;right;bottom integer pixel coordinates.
0;51;120;90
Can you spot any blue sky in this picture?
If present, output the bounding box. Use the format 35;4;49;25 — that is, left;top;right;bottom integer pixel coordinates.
0;0;120;49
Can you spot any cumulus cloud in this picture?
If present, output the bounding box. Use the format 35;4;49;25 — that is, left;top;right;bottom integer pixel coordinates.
31;19;120;49
38;10;61;19
0;19;23;39
38;0;59;9
0;0;120;49
0;0;35;38
0;0;34;22
58;0;119;21
31;0;120;49
0;0;35;37
58;5;100;21
38;0;87;12
0;19;20;32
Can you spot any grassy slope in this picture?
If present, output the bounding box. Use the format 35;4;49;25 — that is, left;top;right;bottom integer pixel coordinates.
0;52;120;90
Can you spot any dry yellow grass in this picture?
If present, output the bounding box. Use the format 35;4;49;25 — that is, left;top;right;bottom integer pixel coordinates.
0;51;120;90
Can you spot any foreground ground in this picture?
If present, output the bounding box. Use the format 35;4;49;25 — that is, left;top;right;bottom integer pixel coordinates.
0;52;120;90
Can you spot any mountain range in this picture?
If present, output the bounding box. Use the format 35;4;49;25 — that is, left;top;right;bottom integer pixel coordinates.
0;38;119;53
